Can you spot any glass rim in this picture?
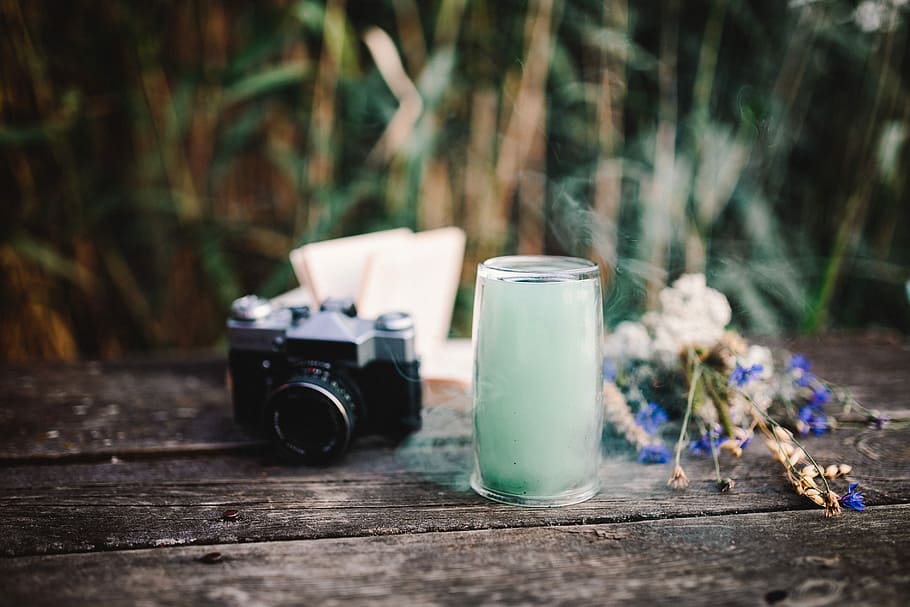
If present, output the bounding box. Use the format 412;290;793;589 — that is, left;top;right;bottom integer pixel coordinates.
479;255;600;281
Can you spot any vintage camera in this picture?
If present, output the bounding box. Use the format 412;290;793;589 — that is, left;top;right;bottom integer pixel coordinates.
227;295;422;463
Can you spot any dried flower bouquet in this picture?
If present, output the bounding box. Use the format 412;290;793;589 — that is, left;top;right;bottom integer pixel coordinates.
603;274;884;515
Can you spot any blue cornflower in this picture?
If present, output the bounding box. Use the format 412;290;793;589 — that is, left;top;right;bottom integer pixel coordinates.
738;433;753;450
689;427;751;456
790;354;816;387
840;483;866;512
798;405;829;436
729;363;764;387
811;385;831;406
689;429;721;455
872;415;891;430
638;444;670;464
635;402;669;434
789;353;812;372
603;359;617;383
796;372;816;388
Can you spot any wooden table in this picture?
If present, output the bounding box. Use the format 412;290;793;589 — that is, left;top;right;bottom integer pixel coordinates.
1;334;908;605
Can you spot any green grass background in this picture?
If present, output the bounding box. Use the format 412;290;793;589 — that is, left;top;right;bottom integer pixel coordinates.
1;0;908;360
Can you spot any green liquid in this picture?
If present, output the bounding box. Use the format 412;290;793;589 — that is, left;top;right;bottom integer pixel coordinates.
472;276;603;504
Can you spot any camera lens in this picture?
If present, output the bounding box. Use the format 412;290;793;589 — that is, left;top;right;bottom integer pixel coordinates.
264;373;357;464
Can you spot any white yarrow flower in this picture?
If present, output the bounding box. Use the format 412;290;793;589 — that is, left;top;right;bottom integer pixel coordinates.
855;0;886;32
604;321;652;362
853;0;904;32
649;274;732;366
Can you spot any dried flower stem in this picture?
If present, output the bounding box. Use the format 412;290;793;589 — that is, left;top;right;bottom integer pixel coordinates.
835;386;885;425
698;420;723;485
700;364;841;515
762;416;834;494
760;418;841;516
701;372;737;440
603;382;653;451
668;350;700;489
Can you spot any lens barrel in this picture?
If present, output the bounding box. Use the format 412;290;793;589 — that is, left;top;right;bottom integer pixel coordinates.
264;371;357;464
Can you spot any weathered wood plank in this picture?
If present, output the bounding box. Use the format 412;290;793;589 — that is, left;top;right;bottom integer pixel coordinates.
0;358;467;460
0;356;250;460
1;335;907;460
1;398;904;490
758;334;910;416
1;426;905;557
1;505;907;607
0;335;906;605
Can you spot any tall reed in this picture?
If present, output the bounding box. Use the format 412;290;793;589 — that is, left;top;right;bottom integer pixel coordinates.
1;0;907;360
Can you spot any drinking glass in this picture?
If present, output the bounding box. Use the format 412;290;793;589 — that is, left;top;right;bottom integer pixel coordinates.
470;256;604;507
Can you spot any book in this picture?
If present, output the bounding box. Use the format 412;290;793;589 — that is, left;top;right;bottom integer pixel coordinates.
288;227;467;379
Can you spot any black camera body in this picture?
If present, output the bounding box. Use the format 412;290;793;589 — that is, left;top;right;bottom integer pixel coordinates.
227;295;422;463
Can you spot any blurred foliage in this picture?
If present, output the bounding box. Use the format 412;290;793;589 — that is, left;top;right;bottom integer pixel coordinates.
1;0;908;361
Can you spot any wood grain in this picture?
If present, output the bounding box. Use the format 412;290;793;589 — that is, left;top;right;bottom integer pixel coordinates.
1;334;906;460
1;426;906;557
0;335;907;605
757;334;910;416
0;356;250;460
0;358;468;461
2;505;907;607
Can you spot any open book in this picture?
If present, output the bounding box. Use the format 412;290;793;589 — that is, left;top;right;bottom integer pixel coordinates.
284;227;471;384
